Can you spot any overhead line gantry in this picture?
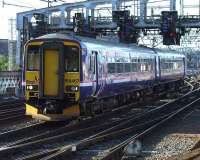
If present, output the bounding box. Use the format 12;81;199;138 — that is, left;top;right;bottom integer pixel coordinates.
15;0;200;66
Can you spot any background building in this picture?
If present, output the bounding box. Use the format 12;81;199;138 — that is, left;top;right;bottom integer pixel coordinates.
0;39;8;55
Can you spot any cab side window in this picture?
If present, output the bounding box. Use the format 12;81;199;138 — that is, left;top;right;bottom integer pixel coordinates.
27;46;40;71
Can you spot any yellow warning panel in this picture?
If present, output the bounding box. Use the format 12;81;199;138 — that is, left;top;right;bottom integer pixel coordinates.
26;104;38;115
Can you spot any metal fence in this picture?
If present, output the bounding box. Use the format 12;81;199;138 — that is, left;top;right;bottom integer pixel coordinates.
0;71;22;97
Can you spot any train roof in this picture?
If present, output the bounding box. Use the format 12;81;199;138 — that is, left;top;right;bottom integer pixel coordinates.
34;33;155;54
35;33;79;41
154;48;185;58
34;33;184;58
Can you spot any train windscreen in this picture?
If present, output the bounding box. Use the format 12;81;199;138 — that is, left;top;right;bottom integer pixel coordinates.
64;46;79;72
27;46;40;71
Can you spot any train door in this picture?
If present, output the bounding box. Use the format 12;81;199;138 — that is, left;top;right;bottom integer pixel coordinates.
43;49;59;96
40;43;64;98
92;51;99;96
156;55;161;80
183;57;186;77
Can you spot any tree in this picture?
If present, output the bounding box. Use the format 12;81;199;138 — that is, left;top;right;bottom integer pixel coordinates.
0;55;8;71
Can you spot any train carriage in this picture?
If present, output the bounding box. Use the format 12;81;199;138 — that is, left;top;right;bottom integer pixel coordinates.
157;50;185;80
80;40;157;99
24;33;186;121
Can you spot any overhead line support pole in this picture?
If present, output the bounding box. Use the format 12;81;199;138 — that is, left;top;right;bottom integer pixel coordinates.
170;0;176;11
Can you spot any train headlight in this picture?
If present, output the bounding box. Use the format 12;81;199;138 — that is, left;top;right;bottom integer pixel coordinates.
26;85;33;90
66;86;79;92
29;85;33;90
71;86;78;91
26;85;38;91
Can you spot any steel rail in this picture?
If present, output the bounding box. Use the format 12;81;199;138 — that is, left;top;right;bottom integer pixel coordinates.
17;114;169;160
0;103;150;158
38;89;200;160
0;95;160;148
0;100;25;123
0;94;170;160
0;101;25;111
0;80;194;160
101;97;200;160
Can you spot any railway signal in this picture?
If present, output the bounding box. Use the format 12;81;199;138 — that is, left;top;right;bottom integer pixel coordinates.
161;11;180;45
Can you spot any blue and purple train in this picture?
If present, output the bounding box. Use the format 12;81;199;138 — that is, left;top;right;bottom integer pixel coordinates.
25;33;186;121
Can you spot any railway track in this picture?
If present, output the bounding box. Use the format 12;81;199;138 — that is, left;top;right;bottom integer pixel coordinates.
36;88;199;160
0;98;25;123
0;102;153;160
0;98;24;109
0;120;74;147
0;81;194;160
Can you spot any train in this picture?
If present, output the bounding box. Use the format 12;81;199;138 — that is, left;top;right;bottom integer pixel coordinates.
24;33;186;121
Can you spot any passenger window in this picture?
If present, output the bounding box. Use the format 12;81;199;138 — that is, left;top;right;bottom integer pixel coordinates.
116;63;124;73
91;51;98;74
89;55;93;71
131;63;138;72
64;46;79;72
125;63;131;72
108;63;115;73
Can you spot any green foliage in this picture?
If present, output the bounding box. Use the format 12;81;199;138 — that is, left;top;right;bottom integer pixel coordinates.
0;55;8;71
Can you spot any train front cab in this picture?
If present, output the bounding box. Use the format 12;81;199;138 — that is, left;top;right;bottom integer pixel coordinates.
25;40;81;121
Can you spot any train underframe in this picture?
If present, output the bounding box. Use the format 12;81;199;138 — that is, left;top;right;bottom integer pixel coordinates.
26;79;184;121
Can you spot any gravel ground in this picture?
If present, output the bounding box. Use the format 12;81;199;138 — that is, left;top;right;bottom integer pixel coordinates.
135;105;200;160
140;136;197;160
